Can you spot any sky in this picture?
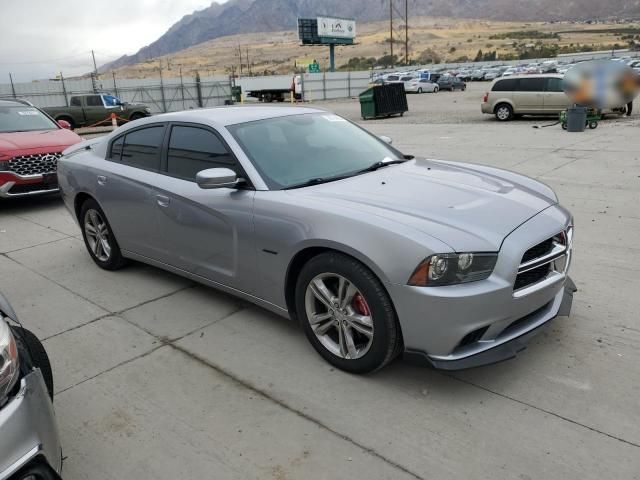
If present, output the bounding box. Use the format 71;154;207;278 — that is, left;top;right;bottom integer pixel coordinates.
0;0;217;82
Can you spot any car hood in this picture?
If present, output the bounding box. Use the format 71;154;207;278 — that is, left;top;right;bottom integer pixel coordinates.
290;159;556;252
0;129;82;154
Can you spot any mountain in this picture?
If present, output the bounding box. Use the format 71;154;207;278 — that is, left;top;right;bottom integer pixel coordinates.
102;0;640;70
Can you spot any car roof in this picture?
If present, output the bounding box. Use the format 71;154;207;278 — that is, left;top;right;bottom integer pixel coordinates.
128;106;328;128
493;73;563;81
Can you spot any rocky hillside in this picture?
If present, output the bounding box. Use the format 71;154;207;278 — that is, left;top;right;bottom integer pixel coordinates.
102;0;640;70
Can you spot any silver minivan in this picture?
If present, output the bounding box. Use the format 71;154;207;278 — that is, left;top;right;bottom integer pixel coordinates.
481;74;570;121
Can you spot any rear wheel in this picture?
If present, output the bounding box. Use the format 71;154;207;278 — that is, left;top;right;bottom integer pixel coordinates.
80;198;127;270
434;86;439;93
295;252;402;374
417;87;423;94
495;103;514;121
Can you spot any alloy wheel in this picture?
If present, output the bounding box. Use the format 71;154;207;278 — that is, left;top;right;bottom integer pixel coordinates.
304;273;374;360
84;209;111;262
496;106;511;120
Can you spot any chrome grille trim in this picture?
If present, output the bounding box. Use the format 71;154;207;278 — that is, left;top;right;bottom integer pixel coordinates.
514;226;573;294
7;152;62;177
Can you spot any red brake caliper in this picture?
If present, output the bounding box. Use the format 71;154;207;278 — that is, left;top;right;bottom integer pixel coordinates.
352;292;371;316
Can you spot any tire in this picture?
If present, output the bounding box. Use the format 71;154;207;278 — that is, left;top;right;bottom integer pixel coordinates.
562;123;568;130
79;198;127;270
434;86;439;93
10;461;58;480
462;85;466;91
589;121;598;129
12;327;54;400
56;116;75;130
495;103;514;121
295;252;402;374
129;112;145;122
417;88;423;94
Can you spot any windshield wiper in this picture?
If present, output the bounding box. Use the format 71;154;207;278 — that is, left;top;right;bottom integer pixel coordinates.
283;176;349;190
357;159;408;174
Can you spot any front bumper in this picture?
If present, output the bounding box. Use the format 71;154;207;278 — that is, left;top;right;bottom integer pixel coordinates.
0;370;62;480
0;172;59;198
388;204;574;370
404;278;576;370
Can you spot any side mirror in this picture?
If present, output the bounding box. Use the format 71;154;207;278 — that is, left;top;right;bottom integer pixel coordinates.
196;168;242;189
57;119;72;130
379;135;393;145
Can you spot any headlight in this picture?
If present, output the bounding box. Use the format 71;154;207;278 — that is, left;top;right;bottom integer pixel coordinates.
144;107;151;114
0;318;20;405
408;253;498;287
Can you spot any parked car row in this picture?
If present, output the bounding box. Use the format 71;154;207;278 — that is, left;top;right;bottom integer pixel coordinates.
371;70;467;93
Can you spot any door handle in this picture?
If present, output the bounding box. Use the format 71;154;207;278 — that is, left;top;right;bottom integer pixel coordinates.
97;175;107;186
156;195;170;208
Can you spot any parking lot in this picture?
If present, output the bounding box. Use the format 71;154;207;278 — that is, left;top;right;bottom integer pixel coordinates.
1;86;639;479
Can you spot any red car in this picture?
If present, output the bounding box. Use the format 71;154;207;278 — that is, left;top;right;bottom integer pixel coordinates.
0;99;82;198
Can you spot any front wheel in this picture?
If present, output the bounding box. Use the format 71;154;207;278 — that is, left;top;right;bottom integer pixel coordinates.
295;253;402;374
434;86;439;93
417;88;423;94
12;327;54;400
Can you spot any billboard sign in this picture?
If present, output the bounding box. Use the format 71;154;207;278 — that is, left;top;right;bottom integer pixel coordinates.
317;17;356;40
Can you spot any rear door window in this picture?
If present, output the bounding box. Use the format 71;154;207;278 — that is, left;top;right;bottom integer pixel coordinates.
545;77;564;92
166;125;235;181
492;79;517;91
86;95;103;107
70;97;82;107
119;126;165;171
516;78;545;92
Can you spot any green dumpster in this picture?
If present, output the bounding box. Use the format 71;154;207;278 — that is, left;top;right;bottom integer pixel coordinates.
359;84;408;120
359;88;376;119
232;86;242;103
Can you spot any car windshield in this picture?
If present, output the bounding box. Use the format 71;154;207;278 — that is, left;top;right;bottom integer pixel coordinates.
0;105;58;133
228;113;403;190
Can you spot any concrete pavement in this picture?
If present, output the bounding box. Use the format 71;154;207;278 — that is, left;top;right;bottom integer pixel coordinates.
0;94;639;479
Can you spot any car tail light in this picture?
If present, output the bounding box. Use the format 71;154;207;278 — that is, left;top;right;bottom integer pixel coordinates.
483;92;489;103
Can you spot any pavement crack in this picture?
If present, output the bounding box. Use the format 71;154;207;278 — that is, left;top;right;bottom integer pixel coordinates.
447;374;640;449
165;342;426;480
55;344;165;396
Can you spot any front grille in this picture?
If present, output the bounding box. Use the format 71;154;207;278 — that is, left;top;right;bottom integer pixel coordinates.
521;238;553;263
8;152;61;176
514;264;550;290
514;232;568;291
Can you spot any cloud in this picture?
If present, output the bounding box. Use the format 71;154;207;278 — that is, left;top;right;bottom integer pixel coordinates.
0;0;215;81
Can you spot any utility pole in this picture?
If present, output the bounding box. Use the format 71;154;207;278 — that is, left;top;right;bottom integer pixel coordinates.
389;0;393;67
405;0;409;65
238;44;243;76
8;73;16;98
91;50;98;75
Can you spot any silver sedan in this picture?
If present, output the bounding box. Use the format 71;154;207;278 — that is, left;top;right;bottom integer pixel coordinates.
404;78;439;93
58;106;575;373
